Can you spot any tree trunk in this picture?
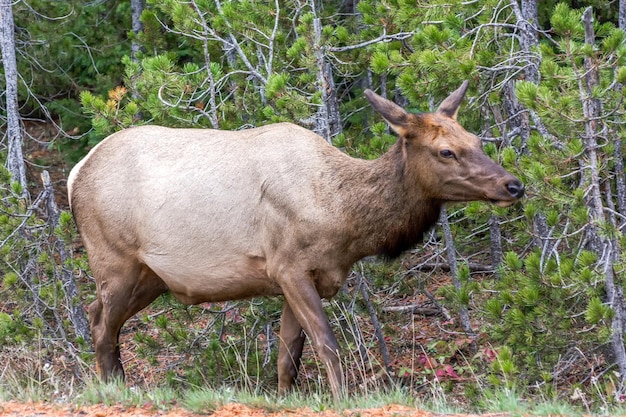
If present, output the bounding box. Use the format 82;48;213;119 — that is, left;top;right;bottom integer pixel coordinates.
0;0;27;196
190;0;219;129
614;137;626;228
356;265;392;376
439;208;472;334
615;0;626;226
41;171;92;345
311;0;342;143
516;0;558;146
520;0;539;82
325;61;343;139
312;17;331;142
488;214;503;271
130;0;145;61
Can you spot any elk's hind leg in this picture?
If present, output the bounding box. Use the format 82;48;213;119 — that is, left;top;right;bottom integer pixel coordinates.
89;259;168;381
277;301;306;394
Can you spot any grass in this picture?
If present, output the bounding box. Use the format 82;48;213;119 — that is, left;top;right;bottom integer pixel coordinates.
2;318;626;416
4;361;626;417
0;344;85;403
7;377;626;416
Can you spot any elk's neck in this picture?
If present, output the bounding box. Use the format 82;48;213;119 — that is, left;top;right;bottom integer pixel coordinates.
336;141;443;261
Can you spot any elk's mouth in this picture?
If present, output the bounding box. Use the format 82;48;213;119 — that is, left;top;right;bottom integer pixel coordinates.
491;199;517;208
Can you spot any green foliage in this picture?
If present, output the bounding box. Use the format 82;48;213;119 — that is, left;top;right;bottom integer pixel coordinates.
131;295;283;391
480;5;625;393
80;86;141;145
0;162;90;376
585;297;613;325
81;0;356;142
4;1;129;132
484;249;607;384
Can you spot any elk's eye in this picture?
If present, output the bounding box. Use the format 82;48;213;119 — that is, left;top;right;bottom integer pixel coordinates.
440;149;456;159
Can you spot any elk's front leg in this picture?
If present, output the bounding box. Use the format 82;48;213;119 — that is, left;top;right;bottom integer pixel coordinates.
277;301;306;394
278;275;344;399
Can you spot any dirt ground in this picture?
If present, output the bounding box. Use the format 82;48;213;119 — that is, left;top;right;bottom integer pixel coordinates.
0;401;515;417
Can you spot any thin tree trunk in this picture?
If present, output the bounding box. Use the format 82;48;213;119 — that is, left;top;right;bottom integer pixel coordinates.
520;0;539;82
130;0;145;61
312;17;331;142
439;208;472;334
615;0;626;226
191;0;219;129
510;0;562;261
41;171;91;345
311;0;342;142
614;139;626;228
581;8;605;252
0;0;27;196
356;265;392;376
129;0;145;117
488;215;503;273
325;61;342;138
510;0;553;141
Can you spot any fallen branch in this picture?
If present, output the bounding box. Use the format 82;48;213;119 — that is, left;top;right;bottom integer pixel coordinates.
406;261;495;274
381;304;442;316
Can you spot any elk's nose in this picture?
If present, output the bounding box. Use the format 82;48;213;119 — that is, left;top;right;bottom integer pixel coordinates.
506;180;525;199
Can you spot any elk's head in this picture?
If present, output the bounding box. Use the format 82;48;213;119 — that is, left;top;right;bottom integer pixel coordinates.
365;82;524;207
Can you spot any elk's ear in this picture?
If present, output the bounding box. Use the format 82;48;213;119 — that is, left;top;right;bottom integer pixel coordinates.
364;89;411;137
436;80;469;120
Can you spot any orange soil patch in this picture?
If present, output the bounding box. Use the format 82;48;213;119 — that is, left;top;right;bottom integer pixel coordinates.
0;401;512;417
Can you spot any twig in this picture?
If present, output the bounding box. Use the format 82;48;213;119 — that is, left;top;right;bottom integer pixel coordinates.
357;264;392;375
423;289;452;321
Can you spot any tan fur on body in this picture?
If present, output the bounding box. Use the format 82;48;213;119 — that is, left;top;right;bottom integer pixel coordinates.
68;83;523;399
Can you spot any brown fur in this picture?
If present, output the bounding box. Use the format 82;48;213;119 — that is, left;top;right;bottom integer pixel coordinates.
68;83;523;399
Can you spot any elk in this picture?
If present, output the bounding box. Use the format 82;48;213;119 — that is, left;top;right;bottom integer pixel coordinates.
68;82;523;398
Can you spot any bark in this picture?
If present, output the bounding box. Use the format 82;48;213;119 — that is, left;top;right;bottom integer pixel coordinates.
356;267;392;376
581;8;605;251
0;0;27;196
519;0;539;82
41;171;92;345
510;0;556;148
502;80;530;149
130;0;145;61
312;17;331;142
191;0;219;128
439;208;472;334
382;304;445;316
488;215;503;270
614;138;626;228
510;0;563;257
615;0;626;226
324;61;343;138
311;0;342;142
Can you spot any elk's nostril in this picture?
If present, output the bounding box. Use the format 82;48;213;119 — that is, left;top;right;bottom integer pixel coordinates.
506;180;525;198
